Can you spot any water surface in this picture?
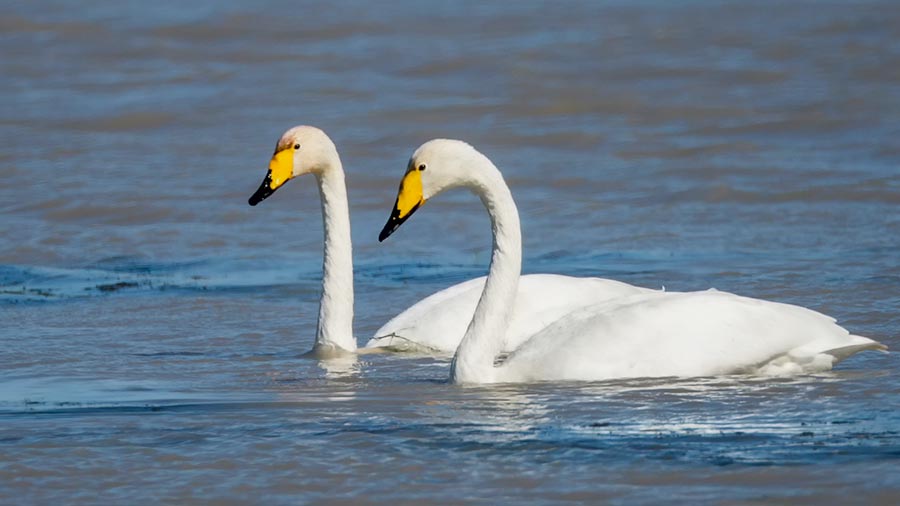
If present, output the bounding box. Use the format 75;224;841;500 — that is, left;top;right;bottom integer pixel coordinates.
2;1;899;504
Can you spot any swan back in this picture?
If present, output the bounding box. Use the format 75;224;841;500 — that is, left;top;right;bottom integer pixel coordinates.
369;274;653;354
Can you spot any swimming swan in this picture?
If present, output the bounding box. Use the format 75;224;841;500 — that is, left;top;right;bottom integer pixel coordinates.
377;139;887;384
248;126;638;356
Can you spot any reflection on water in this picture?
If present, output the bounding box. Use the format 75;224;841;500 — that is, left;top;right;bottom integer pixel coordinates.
1;0;899;503
315;355;361;380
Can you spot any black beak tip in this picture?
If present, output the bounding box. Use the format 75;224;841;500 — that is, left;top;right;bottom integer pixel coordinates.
378;222;396;242
248;191;269;207
248;174;275;206
377;201;420;243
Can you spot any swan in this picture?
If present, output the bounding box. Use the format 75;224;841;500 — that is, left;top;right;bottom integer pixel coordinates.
248;126;637;356
377;139;887;384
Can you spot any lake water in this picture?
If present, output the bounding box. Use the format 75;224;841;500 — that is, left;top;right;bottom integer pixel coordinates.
2;0;899;503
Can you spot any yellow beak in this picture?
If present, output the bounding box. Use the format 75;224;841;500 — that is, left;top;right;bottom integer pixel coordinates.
379;169;425;241
248;147;295;206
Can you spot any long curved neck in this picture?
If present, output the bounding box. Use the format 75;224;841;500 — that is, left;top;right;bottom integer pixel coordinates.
450;162;522;384
313;160;356;353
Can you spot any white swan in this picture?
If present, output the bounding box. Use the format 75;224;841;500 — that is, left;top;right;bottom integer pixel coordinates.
249;126;356;356
248;126;635;356
377;139;887;384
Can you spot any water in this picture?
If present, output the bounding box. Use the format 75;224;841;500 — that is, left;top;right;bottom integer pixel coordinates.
2;0;899;503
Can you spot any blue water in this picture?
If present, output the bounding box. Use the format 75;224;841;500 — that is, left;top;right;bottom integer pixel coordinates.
2;1;899;503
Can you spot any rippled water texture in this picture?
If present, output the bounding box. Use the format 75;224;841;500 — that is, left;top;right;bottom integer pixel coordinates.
2;1;899;504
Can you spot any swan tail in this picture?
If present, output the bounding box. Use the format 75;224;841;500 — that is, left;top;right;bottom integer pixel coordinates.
749;335;886;376
823;335;888;362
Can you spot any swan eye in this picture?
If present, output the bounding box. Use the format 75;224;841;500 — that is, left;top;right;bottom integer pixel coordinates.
294;143;300;150
418;164;426;171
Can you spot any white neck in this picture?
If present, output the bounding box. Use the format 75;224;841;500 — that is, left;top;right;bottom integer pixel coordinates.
312;161;356;353
449;159;522;384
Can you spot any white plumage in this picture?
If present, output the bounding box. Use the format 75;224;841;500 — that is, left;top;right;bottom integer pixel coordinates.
496;289;883;383
378;139;886;384
368;274;650;354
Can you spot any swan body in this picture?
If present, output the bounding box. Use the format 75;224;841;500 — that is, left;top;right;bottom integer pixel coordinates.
368;274;651;354
377;139;886;384
248;126;643;356
495;289;883;383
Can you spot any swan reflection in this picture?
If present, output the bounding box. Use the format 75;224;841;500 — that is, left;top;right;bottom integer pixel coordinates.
316;354;361;379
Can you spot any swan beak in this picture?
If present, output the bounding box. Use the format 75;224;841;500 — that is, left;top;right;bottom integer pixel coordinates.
378;169;425;242
248;147;294;206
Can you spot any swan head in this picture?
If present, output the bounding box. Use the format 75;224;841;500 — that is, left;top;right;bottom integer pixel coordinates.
248;125;339;206
378;139;484;241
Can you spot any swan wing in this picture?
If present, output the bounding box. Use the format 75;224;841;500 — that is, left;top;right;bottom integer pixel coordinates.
366;274;652;354
366;276;486;354
499;289;885;382
503;275;653;351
